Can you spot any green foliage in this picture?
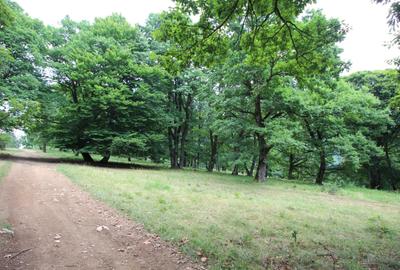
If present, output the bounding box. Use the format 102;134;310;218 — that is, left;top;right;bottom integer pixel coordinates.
0;0;48;132
0;133;11;149
1;1;399;190
0;0;14;29
48;15;167;160
346;70;400;189
110;134;147;157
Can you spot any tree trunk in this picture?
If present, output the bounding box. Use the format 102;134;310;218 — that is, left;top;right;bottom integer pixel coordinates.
168;127;179;168
232;164;239;176
42;142;47;153
178;94;192;169
207;130;218;172
254;94;270;182
384;144;397;190
178;137;186;168
100;152;110;163
255;134;270;182
315;150;326;185
368;158;382;189
250;155;256;176
81;152;94;163
288;153;295;179
244;154;257;177
247;135;257;177
255;133;270;182
244;164;250;176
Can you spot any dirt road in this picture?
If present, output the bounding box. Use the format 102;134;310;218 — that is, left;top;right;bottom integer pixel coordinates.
0;151;202;270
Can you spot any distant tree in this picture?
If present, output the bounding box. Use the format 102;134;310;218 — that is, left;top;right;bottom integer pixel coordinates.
346;70;400;189
150;13;212;169
160;0;349;181
297;80;389;185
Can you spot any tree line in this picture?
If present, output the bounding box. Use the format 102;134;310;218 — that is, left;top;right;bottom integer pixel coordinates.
0;0;399;189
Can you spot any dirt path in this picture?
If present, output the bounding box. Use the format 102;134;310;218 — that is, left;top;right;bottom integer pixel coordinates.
0;150;203;270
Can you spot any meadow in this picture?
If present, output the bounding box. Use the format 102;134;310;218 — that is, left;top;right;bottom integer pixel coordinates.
56;162;400;269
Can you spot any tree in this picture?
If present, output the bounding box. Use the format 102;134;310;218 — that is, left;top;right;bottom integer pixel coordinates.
0;1;48;141
49;15;166;162
374;0;400;108
213;12;345;182
297;80;389;185
150;13;212;169
161;0;349;181
346;70;400;189
0;0;14;29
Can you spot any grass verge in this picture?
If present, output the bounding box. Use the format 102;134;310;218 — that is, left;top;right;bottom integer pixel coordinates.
57;164;400;269
0;159;12;239
0;160;11;183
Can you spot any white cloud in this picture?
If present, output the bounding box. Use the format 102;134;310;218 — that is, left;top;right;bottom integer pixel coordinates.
14;0;399;73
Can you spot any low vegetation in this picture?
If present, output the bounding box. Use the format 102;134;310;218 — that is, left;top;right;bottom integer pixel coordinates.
0;160;12;244
0;160;11;183
58;163;400;269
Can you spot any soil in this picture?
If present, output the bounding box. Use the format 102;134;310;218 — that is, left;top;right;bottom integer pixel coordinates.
0;150;204;270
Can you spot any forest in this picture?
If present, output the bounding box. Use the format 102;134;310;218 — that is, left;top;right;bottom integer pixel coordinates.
1;0;399;190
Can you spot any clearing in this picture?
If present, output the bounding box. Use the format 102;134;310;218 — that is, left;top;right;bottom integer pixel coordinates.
0;149;399;269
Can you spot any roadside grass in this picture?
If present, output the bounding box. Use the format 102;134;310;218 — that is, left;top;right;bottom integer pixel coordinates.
57;164;400;269
0;160;11;183
0;159;12;237
0;148;21;157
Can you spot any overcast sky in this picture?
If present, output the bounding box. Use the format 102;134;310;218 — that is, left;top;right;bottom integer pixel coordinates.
14;0;399;74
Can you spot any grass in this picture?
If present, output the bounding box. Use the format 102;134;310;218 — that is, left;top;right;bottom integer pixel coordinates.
0;148;21;156
56;164;400;269
0;160;11;183
0;157;12;237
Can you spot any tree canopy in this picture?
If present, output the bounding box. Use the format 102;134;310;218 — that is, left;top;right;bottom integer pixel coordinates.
1;0;399;190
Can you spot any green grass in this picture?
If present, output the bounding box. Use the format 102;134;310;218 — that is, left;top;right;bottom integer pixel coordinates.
0;159;12;237
0;148;21;156
0;160;11;183
57;164;400;269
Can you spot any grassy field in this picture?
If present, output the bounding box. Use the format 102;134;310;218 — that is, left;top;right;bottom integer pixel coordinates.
57;164;400;270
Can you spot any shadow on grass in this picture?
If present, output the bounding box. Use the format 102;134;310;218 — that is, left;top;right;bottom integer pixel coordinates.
0;152;160;170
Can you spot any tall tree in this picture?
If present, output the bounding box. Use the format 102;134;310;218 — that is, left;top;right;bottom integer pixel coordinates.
49;15;166;162
160;0;348;181
297;80;389;185
0;1;48;136
346;70;400;189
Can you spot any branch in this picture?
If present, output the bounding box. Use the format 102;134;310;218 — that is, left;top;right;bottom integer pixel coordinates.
199;0;240;44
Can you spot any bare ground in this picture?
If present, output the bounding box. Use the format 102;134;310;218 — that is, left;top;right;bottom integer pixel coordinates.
0;150;204;270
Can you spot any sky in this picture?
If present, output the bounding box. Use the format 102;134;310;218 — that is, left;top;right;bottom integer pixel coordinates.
13;0;400;74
